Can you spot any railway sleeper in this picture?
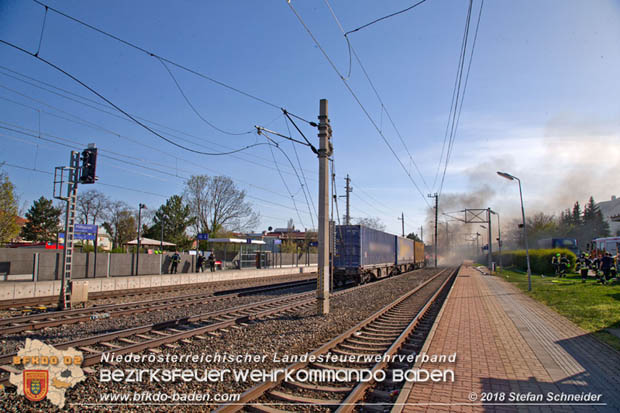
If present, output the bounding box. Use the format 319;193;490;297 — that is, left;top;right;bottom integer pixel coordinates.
267;389;341;407
282;380;353;393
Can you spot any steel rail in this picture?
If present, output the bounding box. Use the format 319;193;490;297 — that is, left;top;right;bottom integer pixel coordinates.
214;267;453;412
0;273;317;310
0;279;316;334
336;268;457;412
0;267;432;387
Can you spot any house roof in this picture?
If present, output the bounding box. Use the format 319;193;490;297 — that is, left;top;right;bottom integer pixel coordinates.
126;237;176;246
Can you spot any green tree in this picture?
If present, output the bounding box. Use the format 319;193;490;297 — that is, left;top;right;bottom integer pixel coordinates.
571;202;582;227
20;196;62;242
406;232;422;242
0;171;20;243
583;196;610;239
144;195;195;249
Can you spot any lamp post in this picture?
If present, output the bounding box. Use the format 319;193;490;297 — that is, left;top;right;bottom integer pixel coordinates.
497;171;532;291
491;210;502;270
136;203;146;276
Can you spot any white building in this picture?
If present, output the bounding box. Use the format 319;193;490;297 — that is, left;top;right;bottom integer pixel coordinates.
597;195;620;236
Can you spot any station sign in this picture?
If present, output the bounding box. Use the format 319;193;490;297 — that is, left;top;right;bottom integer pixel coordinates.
309;241;318;247
74;224;98;234
273;239;282;245
246;239;253;244
197;233;209;240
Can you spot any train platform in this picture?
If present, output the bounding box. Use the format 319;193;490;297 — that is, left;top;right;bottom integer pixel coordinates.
0;265;316;302
395;262;620;412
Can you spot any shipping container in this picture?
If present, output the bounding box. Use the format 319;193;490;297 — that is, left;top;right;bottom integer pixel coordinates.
334;225;396;268
396;236;415;265
414;241;425;266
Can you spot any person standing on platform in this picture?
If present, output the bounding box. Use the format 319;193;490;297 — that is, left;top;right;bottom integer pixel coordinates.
196;254;205;272
208;253;216;272
171;251;181;274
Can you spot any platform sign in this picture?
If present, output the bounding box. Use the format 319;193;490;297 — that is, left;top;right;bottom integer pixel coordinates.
273;239;282;245
74;233;96;241
309;241;318;247
75;224;98;234
246;239;252;244
197;233;209;240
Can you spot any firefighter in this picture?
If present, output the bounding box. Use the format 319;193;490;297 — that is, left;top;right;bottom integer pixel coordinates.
600;252;614;284
551;253;560;276
559;254;570;278
576;253;590;283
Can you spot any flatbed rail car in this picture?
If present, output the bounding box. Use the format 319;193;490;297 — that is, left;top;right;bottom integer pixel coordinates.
333;225;425;285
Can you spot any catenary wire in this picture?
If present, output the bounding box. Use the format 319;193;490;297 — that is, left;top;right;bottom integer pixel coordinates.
344;0;428;37
0;90;309;194
0;124;314;216
157;57;253;136
0;66;317;178
0;39;273;156
324;0;431;193
287;1;431;209
30;0;316;127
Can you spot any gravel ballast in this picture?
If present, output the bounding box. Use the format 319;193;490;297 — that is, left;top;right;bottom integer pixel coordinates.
0;268;451;413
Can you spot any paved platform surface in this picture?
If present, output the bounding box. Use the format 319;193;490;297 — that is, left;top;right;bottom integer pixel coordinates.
396;263;620;412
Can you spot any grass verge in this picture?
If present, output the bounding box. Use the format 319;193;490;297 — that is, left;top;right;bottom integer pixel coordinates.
497;267;620;353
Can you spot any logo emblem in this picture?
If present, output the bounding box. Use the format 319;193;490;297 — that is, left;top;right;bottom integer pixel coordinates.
23;370;48;402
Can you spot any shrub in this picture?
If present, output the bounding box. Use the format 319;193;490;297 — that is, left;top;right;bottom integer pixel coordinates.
494;248;576;275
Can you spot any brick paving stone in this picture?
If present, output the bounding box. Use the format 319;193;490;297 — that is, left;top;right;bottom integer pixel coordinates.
394;263;619;413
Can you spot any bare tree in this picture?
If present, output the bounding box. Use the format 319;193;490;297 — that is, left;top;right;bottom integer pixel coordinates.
77;189;110;225
184;175;259;235
101;201;136;249
355;216;387;231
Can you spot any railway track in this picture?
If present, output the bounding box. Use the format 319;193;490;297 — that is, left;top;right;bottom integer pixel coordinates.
0;279;316;335
0;270;423;387
0;273;317;310
215;267;457;412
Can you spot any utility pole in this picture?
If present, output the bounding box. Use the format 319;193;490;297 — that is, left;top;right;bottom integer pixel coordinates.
317;99;332;315
398;212;405;237
476;232;480;254
136;203;146;275
428;193;438;268
445;221;449;256
420;226;423;243
343;174;352;225
487;208;493;272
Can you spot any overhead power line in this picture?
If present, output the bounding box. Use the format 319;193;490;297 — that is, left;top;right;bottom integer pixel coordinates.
437;0;483;197
0;39;272;156
324;0;431;193
30;0;316;127
287;1;431;209
0;69;316;177
157;57;253;136
1;126;315;216
344;0;428;36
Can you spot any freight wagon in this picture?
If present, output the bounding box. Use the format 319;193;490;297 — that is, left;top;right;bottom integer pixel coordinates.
333;225;425;286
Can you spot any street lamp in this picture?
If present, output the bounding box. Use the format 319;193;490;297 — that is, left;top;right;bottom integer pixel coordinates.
490;210;502;270
136;203;147;275
497;171;532;291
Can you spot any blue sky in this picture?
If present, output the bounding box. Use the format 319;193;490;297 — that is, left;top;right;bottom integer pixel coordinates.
1;0;619;240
